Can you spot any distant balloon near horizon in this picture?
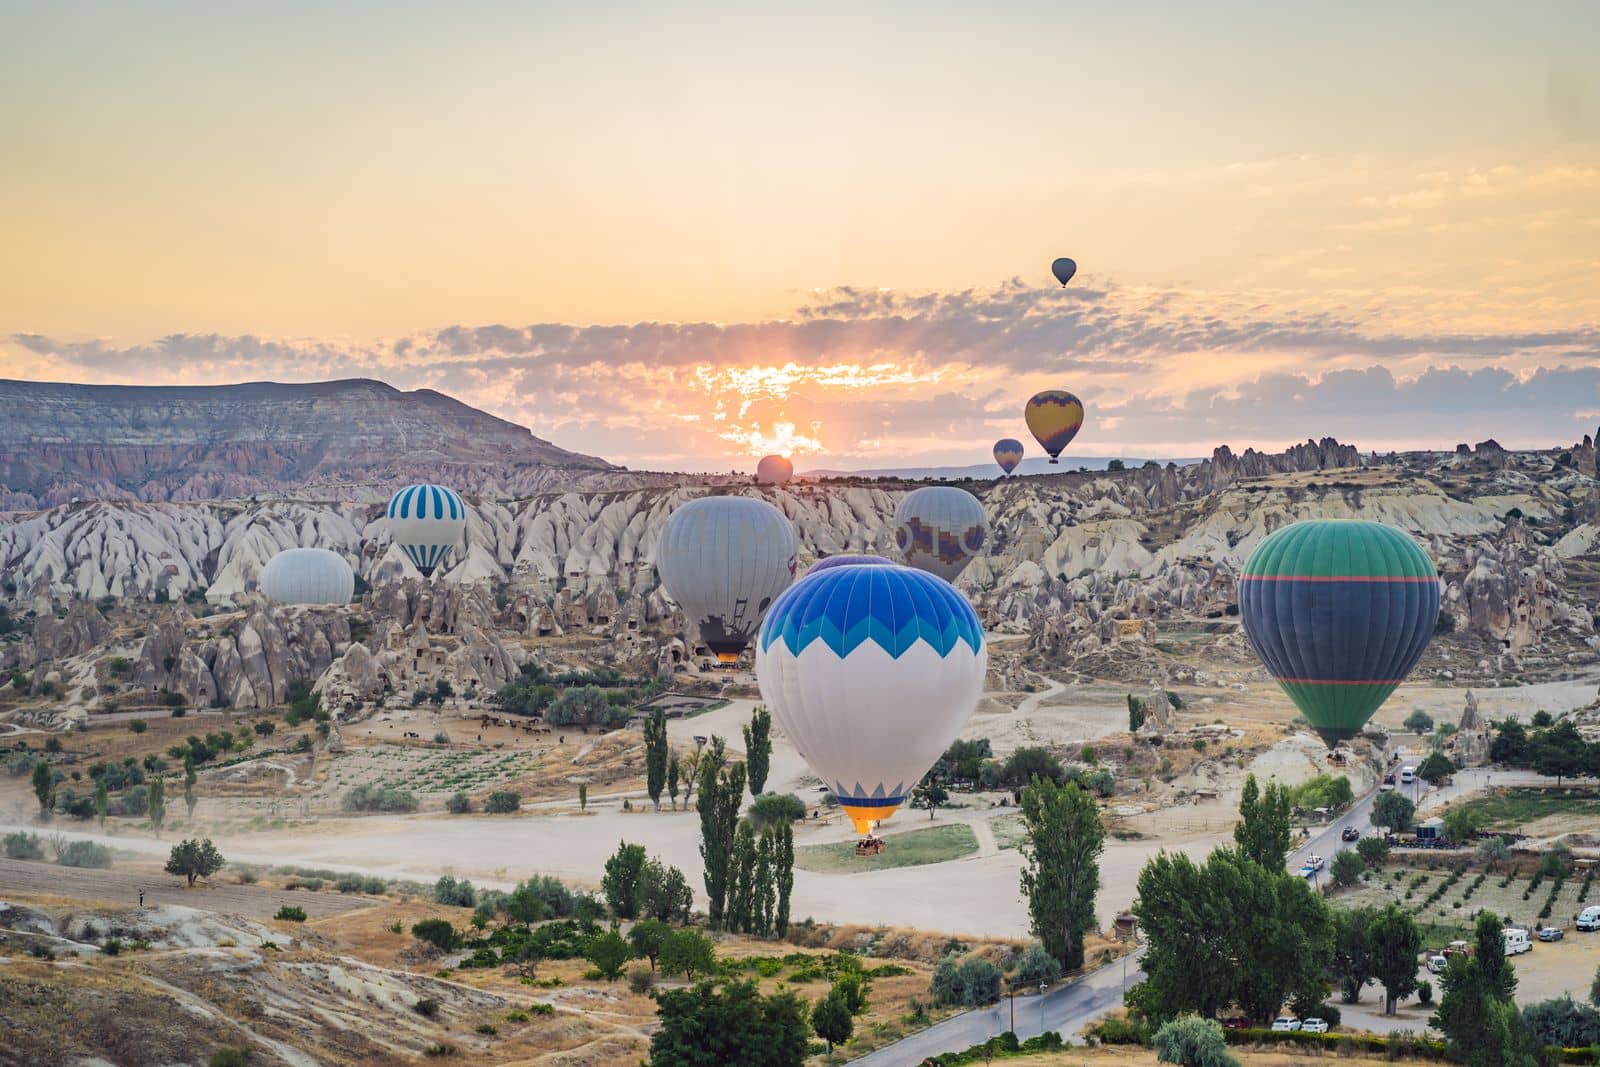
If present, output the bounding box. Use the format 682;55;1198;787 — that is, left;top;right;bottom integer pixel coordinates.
387;483;467;577
756;455;794;484
260;548;354;606
656;495;798;664
1024;390;1085;464
756;565;987;836
1238;520;1440;749
1051;257;1077;287
892;486;987;583
807;554;894;576
993;438;1025;475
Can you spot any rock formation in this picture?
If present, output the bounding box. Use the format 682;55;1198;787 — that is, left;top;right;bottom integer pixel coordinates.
1452;690;1491;767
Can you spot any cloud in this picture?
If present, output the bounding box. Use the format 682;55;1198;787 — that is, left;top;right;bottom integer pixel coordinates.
7;279;1599;469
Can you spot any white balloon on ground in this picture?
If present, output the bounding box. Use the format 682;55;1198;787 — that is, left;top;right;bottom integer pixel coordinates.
655;495;798;663
260;548;355;606
756;565;987;835
892;486;987;583
387;483;467;577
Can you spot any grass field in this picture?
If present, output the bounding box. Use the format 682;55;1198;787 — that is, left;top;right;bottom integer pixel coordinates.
1452;787;1600;829
794;824;979;874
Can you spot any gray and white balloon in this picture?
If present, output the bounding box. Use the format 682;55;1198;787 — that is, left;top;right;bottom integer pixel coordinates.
261;548;355;606
655;496;798;664
892;486;987;584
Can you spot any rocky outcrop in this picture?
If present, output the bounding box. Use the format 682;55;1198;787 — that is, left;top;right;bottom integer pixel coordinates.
1452;690;1490;768
1136;687;1178;738
30;602;111;662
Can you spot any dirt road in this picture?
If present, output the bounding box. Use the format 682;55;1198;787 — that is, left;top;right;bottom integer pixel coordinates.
0;856;373;920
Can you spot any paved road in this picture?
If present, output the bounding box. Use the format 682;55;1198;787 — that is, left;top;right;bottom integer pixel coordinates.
852;950;1144;1066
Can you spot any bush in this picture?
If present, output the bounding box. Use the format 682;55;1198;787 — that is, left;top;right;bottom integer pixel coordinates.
412;919;458;951
274;906;307;922
1403;710;1435;734
432;731;450;745
341;783;419;813
747;792;807;827
1013;943;1063;987
628;963;656;994
1153;1014;1239;1067
209;1050;251;1067
475;1024;497;1036
59;840;113;868
3;831;45;860
1417;979;1433;1006
434;876;477;908
930;954;1002;1007
128;719;148;734
414;997;441;1018
1331;850;1364;887
446;791;472;814
484;791;521;815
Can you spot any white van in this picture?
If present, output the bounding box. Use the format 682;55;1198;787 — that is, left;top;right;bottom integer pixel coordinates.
1399;765;1416;785
1503;928;1532;955
1576;906;1600;932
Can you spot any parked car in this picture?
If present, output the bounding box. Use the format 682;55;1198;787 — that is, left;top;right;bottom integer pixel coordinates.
1341;826;1361;842
1427;954;1449;974
1575;906;1600;932
1537;926;1564;942
1271;1017;1301;1032
1399;765;1416;785
1221;1017;1250;1030
1381;773;1396;791
1309;854;1325;871
1301;1018;1329;1034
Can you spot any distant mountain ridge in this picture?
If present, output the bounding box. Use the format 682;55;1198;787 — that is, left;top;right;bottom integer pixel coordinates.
801;456;1203;480
0;377;619;509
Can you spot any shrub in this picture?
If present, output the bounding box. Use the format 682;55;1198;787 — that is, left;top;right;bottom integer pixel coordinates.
341;784;418;813
474;1024;497;1036
930;953;1002;1007
3;831;45;860
484;791;521;814
422;1044;455;1058
274;906;307;922
364;876;389;895
747;792;807;827
434;875;477;908
295;878;323;892
584;928;632;981
59;840;113;868
446;791;472;814
1013;943;1063;987
412;919;458;951
335;875;365;893
1153;1014;1239;1067
128;719;148;734
1417;979;1433;1006
208;1050;251;1067
414;997;441;1018
628;963;656;994
432;731;450;745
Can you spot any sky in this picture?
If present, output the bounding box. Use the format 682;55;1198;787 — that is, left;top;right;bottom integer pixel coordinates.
2;1;1598;471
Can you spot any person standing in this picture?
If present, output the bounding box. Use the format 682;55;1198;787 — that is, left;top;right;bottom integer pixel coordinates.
138;889;145;908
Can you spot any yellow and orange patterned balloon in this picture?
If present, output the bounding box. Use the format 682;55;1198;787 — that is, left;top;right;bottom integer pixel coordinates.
1024;390;1085;464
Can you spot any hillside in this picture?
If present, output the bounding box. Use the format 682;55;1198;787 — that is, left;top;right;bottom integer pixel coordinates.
0;378;621;508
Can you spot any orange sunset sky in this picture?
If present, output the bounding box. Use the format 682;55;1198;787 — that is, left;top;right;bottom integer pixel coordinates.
2;2;1598;471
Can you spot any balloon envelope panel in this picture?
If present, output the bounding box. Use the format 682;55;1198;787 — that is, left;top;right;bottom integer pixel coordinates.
807;554;894;575
993;438;1024;475
1238;520;1439;747
1024;391;1085;461
756;565;986;834
656;496;798;662
261;548;355;606
387;483;467;577
756;455;795;484
892;486;987;583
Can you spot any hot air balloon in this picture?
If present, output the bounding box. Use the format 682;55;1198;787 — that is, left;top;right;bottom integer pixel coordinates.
656;496;798;665
1051;257;1077;287
807;554;894;576
1238;520;1440;749
387;483;467;578
892;486;986;583
756;565;987;835
756;455;794;485
1024;390;1084;464
260;548;355;606
993;438;1024;476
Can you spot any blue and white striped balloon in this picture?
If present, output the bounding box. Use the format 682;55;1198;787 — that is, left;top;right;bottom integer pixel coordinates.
386;483;467;577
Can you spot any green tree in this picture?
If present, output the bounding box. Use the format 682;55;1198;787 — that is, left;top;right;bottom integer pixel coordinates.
1002;746;1065;789
578;782;588;810
1591;962;1600;1007
1442;805;1483;845
1371;790;1414;833
639;857;694;923
743;706;772;796
411;918;456;951
660;929;717;981
1019;777;1104;971
1417;751;1455;786
697;738;745;929
1474;910;1516;1002
667;752;681;810
1330;849;1363;887
912;777;949;819
584;927;632;981
602;841;647;919
753;828;776;937
1151;1014;1239;1067
1233;774;1292;870
183;756;198;818
505;882;545;928
1475;836;1510;871
727;820;757;933
1332;906;1376;1004
629;918;672;971
94;780;109;827
1128;694;1147;733
811;990;853;1054
644;708;669;810
1368;903;1423;1014
1013;942;1063;987
1403;710;1435;734
148;778;166;836
31;760;53;815
649;979;810;1067
1356;834;1389;868
164;837;226;886
774;822;794;938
